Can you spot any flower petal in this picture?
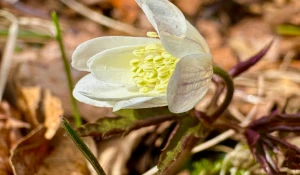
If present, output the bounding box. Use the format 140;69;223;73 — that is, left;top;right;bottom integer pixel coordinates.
167;53;213;113
88;42;160;85
186;21;210;53
72;36;159;71
159;21;210;58
113;96;167;111
73;74;118;107
136;0;186;37
159;31;203;59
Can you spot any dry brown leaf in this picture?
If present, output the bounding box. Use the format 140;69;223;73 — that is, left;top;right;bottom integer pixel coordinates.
10;126;90;175
97;126;153;175
0;129;12;175
0;102;16;175
43;89;63;140
18;86;41;127
10;126;49;175
35;129;90;175
16;61;110;122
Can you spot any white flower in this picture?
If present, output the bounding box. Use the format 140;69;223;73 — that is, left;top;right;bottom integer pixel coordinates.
72;0;213;113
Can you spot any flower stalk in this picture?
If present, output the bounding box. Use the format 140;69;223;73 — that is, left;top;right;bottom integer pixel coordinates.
51;12;82;127
210;65;234;122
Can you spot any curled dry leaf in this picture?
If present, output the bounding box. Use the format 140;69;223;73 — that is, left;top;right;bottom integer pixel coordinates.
10;126;49;175
97;126;154;175
17;85;63;139
0;101;28;175
10;126;90;175
17;85;41;127
43;89;63;140
35;129;90;175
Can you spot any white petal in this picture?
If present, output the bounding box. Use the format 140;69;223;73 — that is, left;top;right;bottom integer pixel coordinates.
167;53;213;113
113;96;167;111
74;73;154;100
136;0;186;37
186;21;210;53
159;31;204;59
159;21;210;59
73;74;117;107
88;43;160;85
72;36;159;71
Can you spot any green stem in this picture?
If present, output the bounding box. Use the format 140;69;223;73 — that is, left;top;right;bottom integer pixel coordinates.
60;117;106;175
51;12;82;127
210;65;234;122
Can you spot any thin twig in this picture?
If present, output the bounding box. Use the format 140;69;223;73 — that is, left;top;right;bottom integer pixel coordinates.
191;129;235;153
60;0;145;36
0;10;18;101
51;12;82;126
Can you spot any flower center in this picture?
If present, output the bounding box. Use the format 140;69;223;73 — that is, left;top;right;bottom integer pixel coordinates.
130;44;178;94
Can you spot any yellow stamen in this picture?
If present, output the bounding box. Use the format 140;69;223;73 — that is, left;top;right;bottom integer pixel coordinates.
147;32;159;38
130;43;178;94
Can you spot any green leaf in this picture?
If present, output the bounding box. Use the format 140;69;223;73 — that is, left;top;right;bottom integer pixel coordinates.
78;107;178;138
189;157;223;175
157;116;202;175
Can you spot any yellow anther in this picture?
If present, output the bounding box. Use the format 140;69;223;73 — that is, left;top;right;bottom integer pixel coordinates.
157;66;168;73
145;55;154;61
169;69;174;75
161;52;172;59
146;78;157;84
148;71;157;78
153;55;163;63
142;64;154;71
155;84;167;91
139;87;150;93
160;78;169;85
157;90;166;94
130;58;140;66
130;66;138;72
163;57;175;65
138;72;146;77
158;71;169;77
136;67;143;74
130;43;178;94
133;49;145;57
146;31;159;38
134;77;143;83
146;83;156;88
145;44;157;51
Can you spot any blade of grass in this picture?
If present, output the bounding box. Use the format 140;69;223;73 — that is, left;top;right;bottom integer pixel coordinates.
51;11;82;126
61;117;106;175
0;10;18;101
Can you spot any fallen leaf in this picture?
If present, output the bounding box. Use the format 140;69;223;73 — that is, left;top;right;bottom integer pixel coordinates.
17;86;41;127
43;89;63;140
0;102;28;175
97;126;153;175
10;126;49;175
35;129;90;175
